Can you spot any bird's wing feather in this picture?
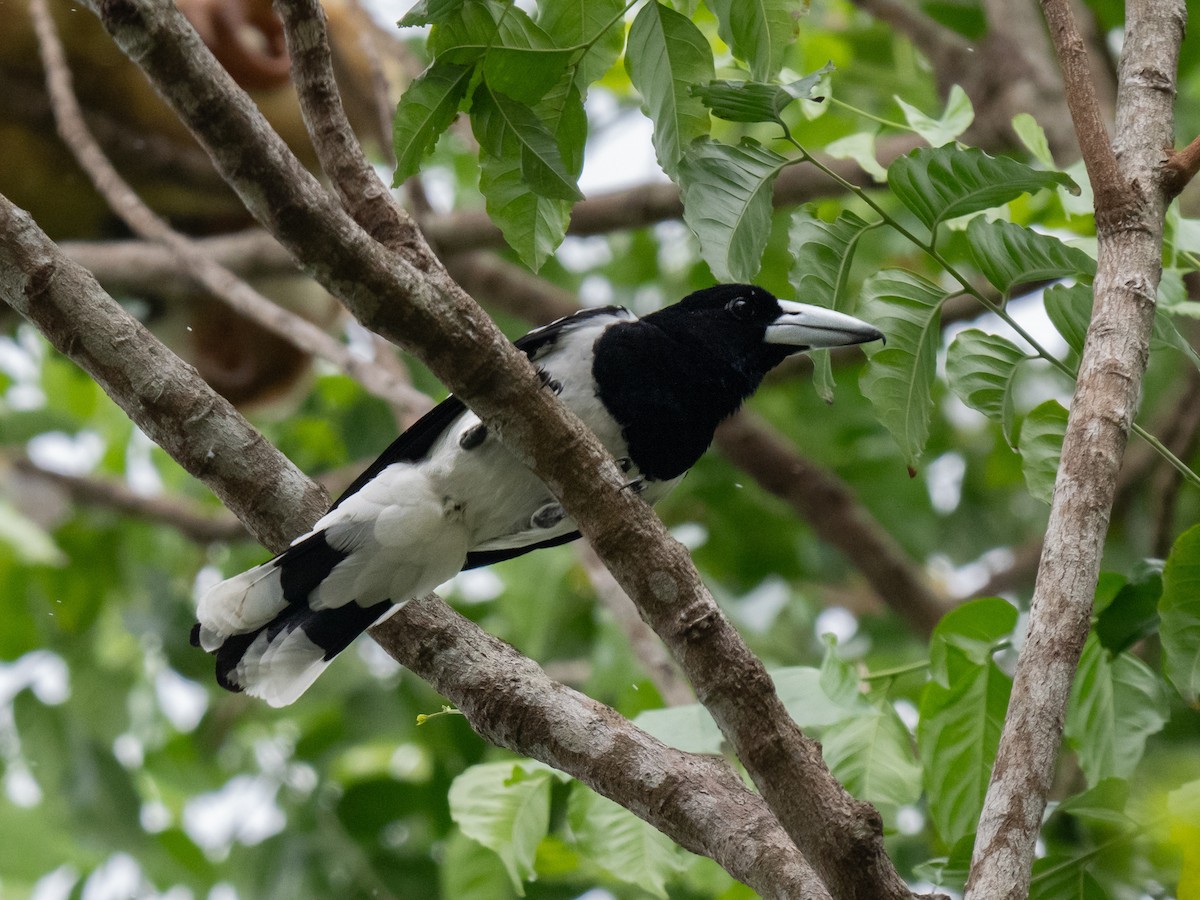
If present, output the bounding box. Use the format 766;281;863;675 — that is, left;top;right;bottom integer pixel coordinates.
329;395;468;510
513;305;630;360
330;306;631;511
463;530;583;569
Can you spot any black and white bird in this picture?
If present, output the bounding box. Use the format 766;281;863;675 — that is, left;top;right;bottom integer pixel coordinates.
194;284;882;705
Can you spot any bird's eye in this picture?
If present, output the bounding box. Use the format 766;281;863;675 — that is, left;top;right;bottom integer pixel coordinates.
727;297;753;320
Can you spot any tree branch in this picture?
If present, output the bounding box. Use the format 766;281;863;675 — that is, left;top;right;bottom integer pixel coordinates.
29;0;428;417
1163;134;1200;199
1037;0;1128;208
85;1;923;894
273;0;416;257
11;457;249;543
714;412;948;637
0;193;825;899
966;1;1186;896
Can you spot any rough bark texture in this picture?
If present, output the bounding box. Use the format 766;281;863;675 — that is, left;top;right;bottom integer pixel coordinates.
373;598;829;900
86;1;922;895
965;1;1185;896
0;193;829;898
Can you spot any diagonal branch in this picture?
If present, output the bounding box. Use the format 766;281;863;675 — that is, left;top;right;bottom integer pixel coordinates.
0;193;822;899
85;0;923;894
1037;0;1129;211
29;0;429;417
273;0;415;256
966;1;1186;896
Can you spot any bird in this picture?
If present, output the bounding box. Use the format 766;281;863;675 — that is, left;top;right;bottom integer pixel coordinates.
193;284;883;706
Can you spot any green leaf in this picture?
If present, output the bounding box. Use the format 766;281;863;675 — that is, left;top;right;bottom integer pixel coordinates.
678;137;790;282
945;329;1027;447
857;270;950;469
440;828;515;900
1029;855;1113;900
567;787;684;899
888;146;1077;234
625;2;714;177
966;218;1096;295
484;47;576;106
1017;399;1068;504
461;9;574;106
1094;562;1162;654
1159;524;1200;704
817;635;866;710
537;0;626;93
928;596;1019;686
1054;778;1132;826
448;761;562;894
894;85;974;147
0;500;66;566
776;664;860;728
788;207;874;401
821;705;922;817
392;61;475;185
691;64;832;126
1043;282;1092;353
399;0;466;27
470;81;578;268
826;131;888;181
1011;113;1054;167
708;0;800;81
428;0;507;62
1065;633;1169;785
633;705;724;754
918;646;1013;844
472;84;582;201
1044;281;1200;369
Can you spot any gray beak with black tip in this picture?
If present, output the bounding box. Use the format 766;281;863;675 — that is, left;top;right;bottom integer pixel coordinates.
765;300;884;350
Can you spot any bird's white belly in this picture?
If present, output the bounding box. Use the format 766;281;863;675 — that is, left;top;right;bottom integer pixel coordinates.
423;388;633;552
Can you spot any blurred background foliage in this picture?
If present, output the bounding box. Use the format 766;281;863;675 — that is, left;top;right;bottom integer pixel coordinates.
1;0;1199;897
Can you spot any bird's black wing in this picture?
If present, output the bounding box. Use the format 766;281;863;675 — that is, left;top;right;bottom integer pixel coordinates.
332;306;627;539
512;305;627;360
463;530;582;569
456;307;628;566
329;395;467;510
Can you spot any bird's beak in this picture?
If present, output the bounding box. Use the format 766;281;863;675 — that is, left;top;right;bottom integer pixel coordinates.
764;300;884;350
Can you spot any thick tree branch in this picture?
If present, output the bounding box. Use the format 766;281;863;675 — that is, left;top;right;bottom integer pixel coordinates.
966;1;1185;896
0;195;822;899
84;1;924;894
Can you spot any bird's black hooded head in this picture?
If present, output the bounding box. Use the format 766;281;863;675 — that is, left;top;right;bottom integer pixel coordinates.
592;284;882;481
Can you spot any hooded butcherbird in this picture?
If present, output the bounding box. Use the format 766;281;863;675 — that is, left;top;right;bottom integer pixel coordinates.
194;284;883;705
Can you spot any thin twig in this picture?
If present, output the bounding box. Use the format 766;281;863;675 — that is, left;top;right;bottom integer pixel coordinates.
1037;0;1129;212
12;457;249;544
29;0;429;417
